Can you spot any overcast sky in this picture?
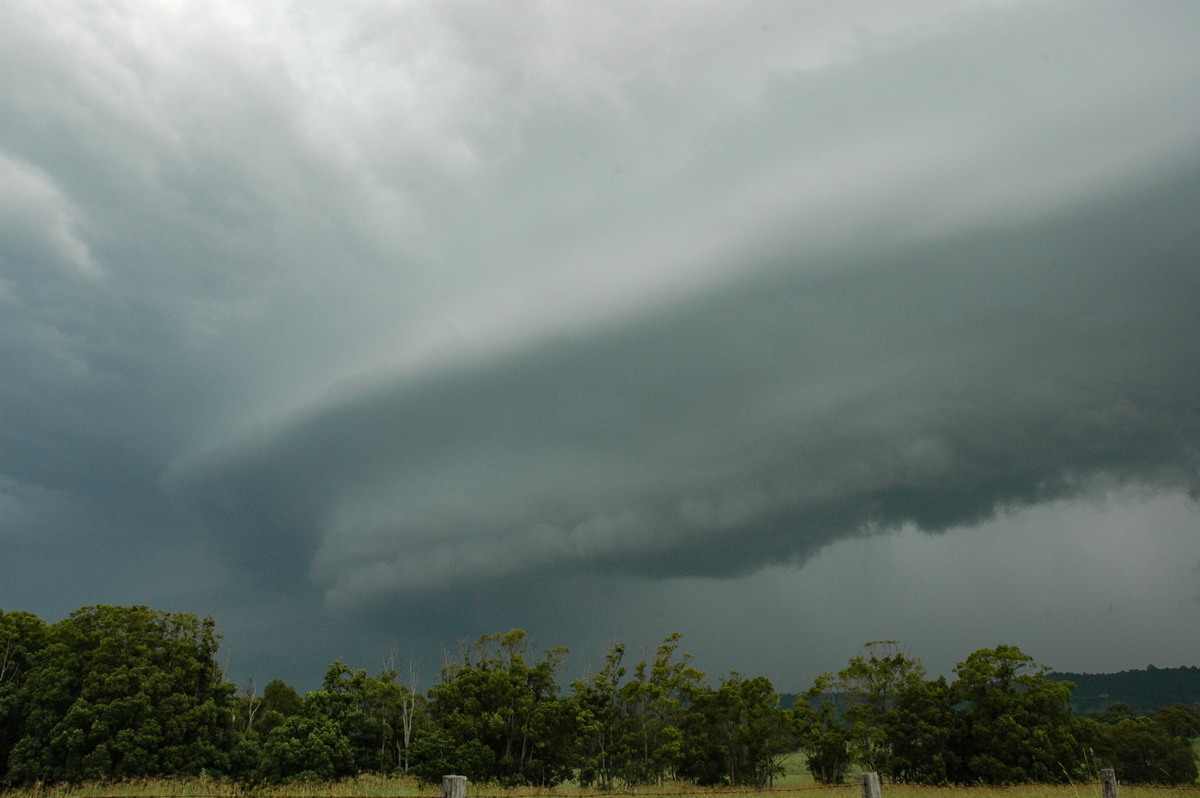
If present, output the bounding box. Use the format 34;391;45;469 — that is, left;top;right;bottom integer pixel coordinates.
3;0;1200;692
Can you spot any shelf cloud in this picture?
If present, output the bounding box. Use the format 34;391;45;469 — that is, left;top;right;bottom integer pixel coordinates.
4;0;1200;686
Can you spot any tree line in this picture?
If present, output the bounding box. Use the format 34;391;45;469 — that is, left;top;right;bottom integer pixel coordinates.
1049;665;1200;715
1;606;1196;788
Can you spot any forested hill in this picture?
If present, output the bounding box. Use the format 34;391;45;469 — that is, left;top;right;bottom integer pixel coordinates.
780;665;1200;716
1048;665;1200;715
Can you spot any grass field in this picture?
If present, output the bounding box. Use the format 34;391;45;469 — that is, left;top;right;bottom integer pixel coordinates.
3;775;1196;798
3;780;1197;798
3;754;1197;798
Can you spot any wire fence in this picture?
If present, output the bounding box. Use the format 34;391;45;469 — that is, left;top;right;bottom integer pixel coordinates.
24;784;1200;798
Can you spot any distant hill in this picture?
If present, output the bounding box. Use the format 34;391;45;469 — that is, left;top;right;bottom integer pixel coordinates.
780;665;1200;717
1048;665;1200;715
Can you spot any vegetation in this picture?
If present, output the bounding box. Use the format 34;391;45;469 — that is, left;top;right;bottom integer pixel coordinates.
0;773;1195;798
1;607;1197;790
1049;666;1200;715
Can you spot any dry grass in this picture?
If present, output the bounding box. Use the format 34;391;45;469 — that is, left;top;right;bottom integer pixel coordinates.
4;777;1198;798
3;756;1197;798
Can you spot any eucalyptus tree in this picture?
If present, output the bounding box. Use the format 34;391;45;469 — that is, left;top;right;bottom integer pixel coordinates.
612;633;706;785
682;674;797;787
794;672;851;784
571;642;628;788
424;630;576;786
833;641;930;775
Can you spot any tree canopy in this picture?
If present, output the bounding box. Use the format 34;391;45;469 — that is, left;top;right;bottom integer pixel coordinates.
1;605;1196;787
4;605;234;783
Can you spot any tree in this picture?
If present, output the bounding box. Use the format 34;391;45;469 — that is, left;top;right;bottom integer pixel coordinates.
6;605;235;784
682;674;797;787
612;633;706;785
1153;703;1199;739
884;674;958;784
381;647;424;773
257;715;355;782
571;642;628;788
257;678;304;737
834;641;931;776
1076;703;1199;785
0;610;48;782
424;630;575;786
794;674;851;784
950;645;1083;784
1085;716;1198;785
802;642;955;784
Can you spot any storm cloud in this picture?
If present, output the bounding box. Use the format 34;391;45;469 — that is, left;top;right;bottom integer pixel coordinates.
3;0;1200;686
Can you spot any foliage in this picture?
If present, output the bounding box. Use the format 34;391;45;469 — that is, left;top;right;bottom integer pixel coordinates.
257;678;305;738
4;605;235;784
793;674;850;785
258;715;356;782
1077;702;1199;785
949;645;1084;784
800;642;958;785
3;604;1196;788
0;610;48;783
610;633;706;786
1083;715;1198;785
681;674;797;787
1050;665;1200;715
570;642;628;788
423;630;575;786
885;674;958;784
1153;703;1200;739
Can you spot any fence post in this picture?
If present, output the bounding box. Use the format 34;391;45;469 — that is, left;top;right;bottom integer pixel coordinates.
1101;768;1117;798
442;775;467;798
861;771;881;798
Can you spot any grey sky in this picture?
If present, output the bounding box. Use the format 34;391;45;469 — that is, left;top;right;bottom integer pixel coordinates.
3;0;1199;690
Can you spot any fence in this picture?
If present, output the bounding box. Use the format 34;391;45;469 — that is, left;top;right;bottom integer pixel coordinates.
442;769;1125;798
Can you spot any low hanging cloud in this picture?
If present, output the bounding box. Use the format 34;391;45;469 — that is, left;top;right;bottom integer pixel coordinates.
168;165;1200;610
4;0;1200;682
156;0;1200;616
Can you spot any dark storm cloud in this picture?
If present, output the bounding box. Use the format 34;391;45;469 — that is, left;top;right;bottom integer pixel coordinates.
169;166;1200;611
4;0;1200;684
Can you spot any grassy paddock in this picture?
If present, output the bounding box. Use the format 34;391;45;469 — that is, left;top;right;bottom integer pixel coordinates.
3;777;1198;798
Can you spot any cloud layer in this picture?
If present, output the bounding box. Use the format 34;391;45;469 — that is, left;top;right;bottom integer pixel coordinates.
3;0;1200;685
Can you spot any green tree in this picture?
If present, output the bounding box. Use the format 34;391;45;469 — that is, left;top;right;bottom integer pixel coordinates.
571;642;628;788
1153;703;1199;739
950;645;1083;784
885;674;958;784
306;661;385;773
612;633;706;785
293;660;426;775
263;678;303;716
794;674;850;785
1085;716;1198;785
257;678;304;738
0;610;48;783
834;641;929;776
804;642;954;784
6;605;235;784
1098;702;1137;724
424;630;575;786
224;677;305;779
682;674;797;787
257;715;355;782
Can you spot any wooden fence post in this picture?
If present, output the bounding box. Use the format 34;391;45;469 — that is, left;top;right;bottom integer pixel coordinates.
861;771;881;798
1101;768;1118;798
442;775;467;798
